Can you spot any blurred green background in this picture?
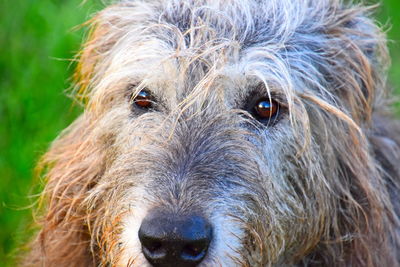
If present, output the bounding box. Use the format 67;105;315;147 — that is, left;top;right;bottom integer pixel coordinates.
0;0;399;265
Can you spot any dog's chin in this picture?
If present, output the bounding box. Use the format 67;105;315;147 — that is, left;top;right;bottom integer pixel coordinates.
116;252;150;267
116;252;241;267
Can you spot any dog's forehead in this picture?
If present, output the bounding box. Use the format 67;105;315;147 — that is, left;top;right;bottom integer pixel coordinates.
104;0;331;100
122;37;290;104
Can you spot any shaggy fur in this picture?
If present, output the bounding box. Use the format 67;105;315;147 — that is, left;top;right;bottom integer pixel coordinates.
25;0;400;266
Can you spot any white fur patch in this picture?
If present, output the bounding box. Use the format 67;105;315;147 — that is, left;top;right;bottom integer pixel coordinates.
201;212;244;266
118;188;151;266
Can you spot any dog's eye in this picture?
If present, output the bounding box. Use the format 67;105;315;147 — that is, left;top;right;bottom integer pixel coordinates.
253;99;279;120
133;90;153;109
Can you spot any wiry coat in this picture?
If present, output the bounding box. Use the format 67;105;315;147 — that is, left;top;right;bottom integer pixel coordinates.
26;0;400;266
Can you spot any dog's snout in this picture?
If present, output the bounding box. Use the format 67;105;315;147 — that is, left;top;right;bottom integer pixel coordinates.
138;211;212;266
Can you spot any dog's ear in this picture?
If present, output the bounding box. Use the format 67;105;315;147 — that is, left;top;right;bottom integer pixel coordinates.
324;5;388;123
74;12;117;104
314;6;397;265
27;114;105;266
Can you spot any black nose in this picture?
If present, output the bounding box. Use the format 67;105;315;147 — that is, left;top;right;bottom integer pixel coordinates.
138;211;212;267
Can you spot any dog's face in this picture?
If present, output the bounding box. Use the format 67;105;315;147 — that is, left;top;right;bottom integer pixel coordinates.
54;0;390;266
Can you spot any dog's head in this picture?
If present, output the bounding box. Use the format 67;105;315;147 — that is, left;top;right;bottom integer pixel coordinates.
36;0;398;266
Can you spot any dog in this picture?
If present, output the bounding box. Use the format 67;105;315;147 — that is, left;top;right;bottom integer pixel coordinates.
25;0;400;266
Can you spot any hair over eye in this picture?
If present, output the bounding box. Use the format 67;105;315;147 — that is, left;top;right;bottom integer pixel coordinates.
133;90;153;109
254;99;279;119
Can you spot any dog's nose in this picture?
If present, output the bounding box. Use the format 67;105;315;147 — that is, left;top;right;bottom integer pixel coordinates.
138;211;212;267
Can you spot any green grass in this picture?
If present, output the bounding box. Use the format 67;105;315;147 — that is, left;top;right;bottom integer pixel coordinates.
0;0;399;265
378;0;400;112
0;0;102;264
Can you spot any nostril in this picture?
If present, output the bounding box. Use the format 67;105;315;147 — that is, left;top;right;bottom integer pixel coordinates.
183;244;201;257
141;238;164;255
182;240;209;261
138;231;167;260
147;241;162;253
